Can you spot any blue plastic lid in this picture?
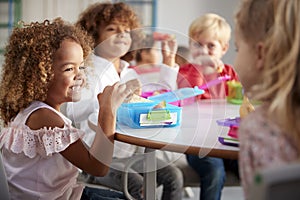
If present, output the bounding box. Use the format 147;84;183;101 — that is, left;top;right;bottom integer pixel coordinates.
148;86;204;103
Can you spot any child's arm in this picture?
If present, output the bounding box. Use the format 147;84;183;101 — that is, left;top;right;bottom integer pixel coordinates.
87;82;132;169
155;35;179;90
63;81;140;176
161;39;178;67
153;32;178;67
27;81;140;177
26;108;110;176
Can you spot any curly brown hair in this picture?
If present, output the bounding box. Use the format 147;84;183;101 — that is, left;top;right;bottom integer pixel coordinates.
76;2;140;47
0;18;93;125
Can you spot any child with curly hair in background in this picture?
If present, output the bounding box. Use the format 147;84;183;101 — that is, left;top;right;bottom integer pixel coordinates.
64;2;183;199
0;18;140;199
234;0;300;198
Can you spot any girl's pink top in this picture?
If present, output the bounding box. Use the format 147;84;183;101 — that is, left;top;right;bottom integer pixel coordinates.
238;104;299;198
0;101;85;200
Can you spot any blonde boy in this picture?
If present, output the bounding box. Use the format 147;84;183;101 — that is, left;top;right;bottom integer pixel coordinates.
178;13;239;99
181;13;240;200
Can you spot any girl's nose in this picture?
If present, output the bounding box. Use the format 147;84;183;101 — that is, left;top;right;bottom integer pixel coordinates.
117;31;127;38
117;27;129;37
75;73;82;80
74;69;84;81
74;71;86;86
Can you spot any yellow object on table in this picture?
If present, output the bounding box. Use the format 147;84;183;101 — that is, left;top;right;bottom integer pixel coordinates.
239;96;255;119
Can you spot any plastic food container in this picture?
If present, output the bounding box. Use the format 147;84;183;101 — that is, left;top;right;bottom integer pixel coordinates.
117;101;182;128
141;90;181;106
117;87;204;128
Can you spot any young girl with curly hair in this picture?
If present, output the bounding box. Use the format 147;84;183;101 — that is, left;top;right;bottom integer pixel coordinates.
64;2;183;199
0;18;139;199
234;0;300;198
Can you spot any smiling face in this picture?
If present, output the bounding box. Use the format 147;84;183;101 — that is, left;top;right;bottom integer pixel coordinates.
46;39;85;108
94;23;132;61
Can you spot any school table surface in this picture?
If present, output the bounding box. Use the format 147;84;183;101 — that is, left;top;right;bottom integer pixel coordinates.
88;99;240;200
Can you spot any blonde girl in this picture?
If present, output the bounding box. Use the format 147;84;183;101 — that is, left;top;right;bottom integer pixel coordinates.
234;0;300;198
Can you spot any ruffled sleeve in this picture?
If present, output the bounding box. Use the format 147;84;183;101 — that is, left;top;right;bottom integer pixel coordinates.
0;124;85;158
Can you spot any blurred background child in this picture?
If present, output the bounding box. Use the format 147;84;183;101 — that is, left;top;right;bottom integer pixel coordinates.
234;0;300;198
178;13;240;200
64;2;183;199
128;33;179;92
175;45;192;67
177;13;239;99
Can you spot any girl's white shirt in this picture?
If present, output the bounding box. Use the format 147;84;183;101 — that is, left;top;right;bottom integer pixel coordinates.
65;53;179;158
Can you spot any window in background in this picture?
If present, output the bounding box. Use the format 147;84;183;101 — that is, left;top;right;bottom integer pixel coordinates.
0;0;22;55
118;0;157;27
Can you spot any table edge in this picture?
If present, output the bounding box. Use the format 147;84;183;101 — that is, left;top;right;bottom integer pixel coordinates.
115;132;238;160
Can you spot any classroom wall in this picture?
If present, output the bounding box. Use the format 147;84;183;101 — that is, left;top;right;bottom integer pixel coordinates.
21;0;101;23
0;0;240;66
156;0;240;65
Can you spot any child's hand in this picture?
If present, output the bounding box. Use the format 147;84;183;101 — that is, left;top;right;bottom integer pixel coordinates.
193;55;224;74
125;79;142;97
98;83;126;114
161;35;178;66
98;79;140;113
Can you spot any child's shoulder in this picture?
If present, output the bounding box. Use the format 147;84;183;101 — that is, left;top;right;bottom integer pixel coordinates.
21;101;67;130
222;64;239;80
27;108;65;130
223;64;235;72
179;63;199;73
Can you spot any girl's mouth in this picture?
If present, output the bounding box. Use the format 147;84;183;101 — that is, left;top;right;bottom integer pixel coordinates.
115;40;127;45
71;80;83;92
71;85;81;91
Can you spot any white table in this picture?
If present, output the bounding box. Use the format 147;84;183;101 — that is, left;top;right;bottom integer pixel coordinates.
89;99;240;199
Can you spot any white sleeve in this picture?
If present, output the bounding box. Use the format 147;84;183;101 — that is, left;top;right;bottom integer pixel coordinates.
64;86;98;124
120;68;139;84
65;99;98;124
158;64;179;90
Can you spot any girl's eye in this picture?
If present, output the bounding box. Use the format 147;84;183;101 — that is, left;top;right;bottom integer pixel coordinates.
107;28;115;31
79;65;86;70
64;67;73;72
105;26;116;32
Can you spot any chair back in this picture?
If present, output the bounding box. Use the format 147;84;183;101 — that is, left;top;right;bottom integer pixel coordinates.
249;162;300;200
